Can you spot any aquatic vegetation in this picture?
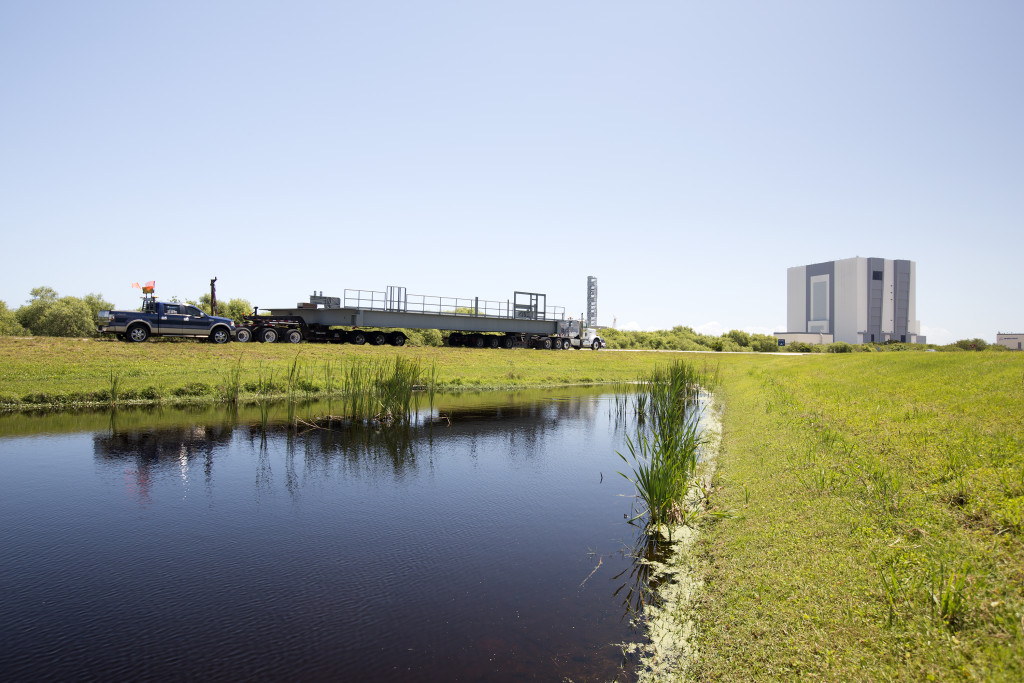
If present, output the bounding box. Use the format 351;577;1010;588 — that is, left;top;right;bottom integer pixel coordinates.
618;360;713;535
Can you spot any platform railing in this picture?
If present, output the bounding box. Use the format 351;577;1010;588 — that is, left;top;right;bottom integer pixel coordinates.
342;289;565;321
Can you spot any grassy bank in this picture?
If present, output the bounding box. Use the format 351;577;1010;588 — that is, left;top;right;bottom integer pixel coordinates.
0;337;707;408
696;352;1024;680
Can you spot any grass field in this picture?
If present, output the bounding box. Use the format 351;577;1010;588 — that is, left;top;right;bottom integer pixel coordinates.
1;338;1022;679
0;337;712;407
698;352;1024;681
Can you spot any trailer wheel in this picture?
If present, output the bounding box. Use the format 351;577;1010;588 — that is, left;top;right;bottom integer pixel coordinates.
126;324;149;343
260;327;279;344
369;331;386;346
540;337;552;350
471;335;485;348
447;333;463;346
488;336;500;349
388;332;407;346
234;327;252;343
348;331;366;345
591;340;601;350
286;329;303;344
502;336;514;349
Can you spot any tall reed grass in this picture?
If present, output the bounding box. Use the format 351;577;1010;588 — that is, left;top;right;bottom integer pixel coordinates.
618;360;715;535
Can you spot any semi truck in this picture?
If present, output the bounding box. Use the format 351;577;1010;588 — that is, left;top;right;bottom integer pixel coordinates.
234;287;606;350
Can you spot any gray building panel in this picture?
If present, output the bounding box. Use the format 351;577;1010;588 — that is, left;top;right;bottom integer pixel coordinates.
894;260;911;341
805;260;835;333
866;257;884;342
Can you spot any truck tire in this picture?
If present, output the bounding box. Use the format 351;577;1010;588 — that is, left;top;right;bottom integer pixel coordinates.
447;333;463;346
126;324;149;343
471;335;484;348
561;339;571;350
488;336;500;349
591;340;601;350
540;337;552;350
348;331;366;345
260;327;279;344
388;332;407;346
286;329;303;344
502;336;514;349
234;327;252;343
209;327;231;344
369;331;386;346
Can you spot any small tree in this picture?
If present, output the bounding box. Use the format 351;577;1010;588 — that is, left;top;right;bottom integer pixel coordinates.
16;286;59;333
82;293;114;320
223;298;253;323
0;300;27;336
955;338;988;351
34;297;95;337
726;329;751;348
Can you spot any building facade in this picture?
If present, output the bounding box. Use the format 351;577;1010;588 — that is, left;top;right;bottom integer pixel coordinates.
782;257;924;345
995;333;1023;350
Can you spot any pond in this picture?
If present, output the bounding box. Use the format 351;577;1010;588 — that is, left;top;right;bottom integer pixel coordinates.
0;388;670;681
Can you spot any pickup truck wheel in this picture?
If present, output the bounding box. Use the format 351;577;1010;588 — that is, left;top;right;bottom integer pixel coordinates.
127;324;149;343
591;340;601;350
388;332;407;346
348;331;366;345
234;327;252;343
286;329;303;344
260;327;279;344
369;331;386;346
209;328;231;344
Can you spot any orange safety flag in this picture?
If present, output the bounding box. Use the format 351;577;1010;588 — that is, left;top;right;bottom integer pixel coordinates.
131;282;141;289
144;281;155;288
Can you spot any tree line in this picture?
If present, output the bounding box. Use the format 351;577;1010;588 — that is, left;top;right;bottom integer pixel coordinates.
0;287;253;338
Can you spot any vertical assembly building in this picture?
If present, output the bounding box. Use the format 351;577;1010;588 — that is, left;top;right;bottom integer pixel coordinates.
782;257;924;345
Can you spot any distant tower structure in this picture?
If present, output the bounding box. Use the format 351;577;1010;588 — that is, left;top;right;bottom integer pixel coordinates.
586;275;598;328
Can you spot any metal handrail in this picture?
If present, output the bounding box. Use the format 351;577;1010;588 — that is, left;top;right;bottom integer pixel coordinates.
342;289;565;321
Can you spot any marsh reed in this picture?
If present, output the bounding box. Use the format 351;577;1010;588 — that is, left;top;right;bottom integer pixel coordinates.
618;360;716;534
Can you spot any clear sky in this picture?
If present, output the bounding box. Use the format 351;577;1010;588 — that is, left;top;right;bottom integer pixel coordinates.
3;1;1022;344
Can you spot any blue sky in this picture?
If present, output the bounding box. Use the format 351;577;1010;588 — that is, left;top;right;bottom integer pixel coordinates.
3;1;1022;344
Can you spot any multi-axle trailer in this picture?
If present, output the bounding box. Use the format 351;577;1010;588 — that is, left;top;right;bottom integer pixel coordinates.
233;287;605;350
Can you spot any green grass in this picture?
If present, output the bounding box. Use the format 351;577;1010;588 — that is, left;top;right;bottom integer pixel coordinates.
0;337;681;408
694;352;1024;681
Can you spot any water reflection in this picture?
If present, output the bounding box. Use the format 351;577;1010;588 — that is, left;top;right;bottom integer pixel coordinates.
4;387;678;682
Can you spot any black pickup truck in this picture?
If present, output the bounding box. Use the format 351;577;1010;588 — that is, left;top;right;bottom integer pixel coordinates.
97;299;236;343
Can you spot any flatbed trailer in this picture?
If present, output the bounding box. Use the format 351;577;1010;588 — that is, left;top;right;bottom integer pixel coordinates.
234;287;605;350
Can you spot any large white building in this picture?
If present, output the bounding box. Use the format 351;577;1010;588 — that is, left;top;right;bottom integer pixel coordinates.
779;257;925;345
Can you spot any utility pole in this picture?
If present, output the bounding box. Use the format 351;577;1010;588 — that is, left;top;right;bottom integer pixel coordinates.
210;277;218;316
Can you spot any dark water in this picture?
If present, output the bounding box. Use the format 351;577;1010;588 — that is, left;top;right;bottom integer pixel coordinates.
0;389;660;682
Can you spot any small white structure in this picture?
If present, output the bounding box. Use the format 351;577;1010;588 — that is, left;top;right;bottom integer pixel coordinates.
776;257;925;346
996;333;1023;350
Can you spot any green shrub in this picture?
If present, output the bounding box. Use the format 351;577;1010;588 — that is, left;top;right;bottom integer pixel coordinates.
35;298;96;337
827;342;854;353
172;382;211;397
955;338;988;351
0;301;27;336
